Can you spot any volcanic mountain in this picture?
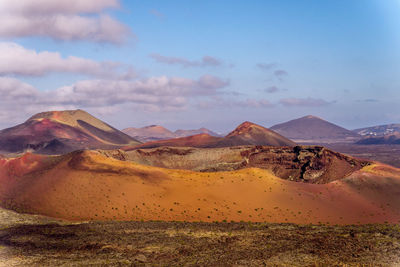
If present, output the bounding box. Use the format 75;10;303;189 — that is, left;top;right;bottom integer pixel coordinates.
353;124;400;137
356;132;400;145
0;109;140;154
126;121;295;150
215;121;296;147
1;148;400;224
270;115;360;143
122;125;221;142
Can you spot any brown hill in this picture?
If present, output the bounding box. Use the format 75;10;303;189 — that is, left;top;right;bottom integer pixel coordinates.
125;122;295;150
1;149;400;224
271;115;360;143
356;132;400;145
0;109;140;154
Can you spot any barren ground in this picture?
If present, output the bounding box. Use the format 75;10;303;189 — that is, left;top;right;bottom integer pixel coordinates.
1;216;400;266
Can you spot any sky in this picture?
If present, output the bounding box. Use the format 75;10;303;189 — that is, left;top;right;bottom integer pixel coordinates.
0;0;399;132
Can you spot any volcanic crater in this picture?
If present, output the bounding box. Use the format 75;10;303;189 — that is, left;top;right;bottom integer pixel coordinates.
106;145;370;184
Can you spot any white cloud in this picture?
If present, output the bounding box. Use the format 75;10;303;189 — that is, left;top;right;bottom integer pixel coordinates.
0;0;119;15
197;75;230;92
0;0;130;43
47;75;228;106
0;42;127;77
0;77;38;100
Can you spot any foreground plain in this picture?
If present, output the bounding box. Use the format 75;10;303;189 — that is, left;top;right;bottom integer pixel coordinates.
1;217;400;266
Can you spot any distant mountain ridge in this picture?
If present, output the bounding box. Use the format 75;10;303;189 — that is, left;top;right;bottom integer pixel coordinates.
0;109;140;154
122;125;221;142
353;124;400;137
126;121;296;150
5;110;400;154
271;115;360;143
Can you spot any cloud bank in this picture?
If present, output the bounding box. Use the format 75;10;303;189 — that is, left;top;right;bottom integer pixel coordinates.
0;0;130;43
0;74;230;126
0;42;231;127
0;42;129;77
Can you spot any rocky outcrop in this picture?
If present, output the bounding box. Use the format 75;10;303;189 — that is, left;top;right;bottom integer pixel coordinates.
239;146;368;183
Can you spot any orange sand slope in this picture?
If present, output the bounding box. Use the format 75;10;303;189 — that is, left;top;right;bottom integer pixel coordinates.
1;150;400;224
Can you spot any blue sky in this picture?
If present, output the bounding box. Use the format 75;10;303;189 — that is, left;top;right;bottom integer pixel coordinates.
0;0;399;132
